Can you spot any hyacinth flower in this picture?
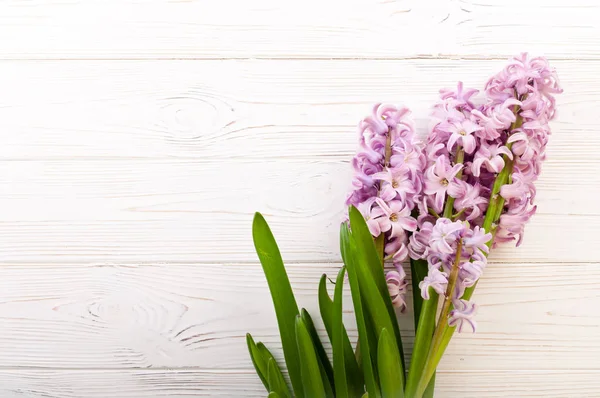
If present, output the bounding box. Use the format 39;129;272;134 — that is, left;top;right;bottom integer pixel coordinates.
346;103;425;312
405;54;562;398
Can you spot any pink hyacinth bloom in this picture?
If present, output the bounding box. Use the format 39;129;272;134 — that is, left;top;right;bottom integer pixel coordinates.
408;220;434;260
471;98;521;140
390;146;426;174
429;218;465;255
447;180;488;221
471;143;513;177
448;299;478;333
446;119;481;154
408;53;562;333
386;266;409;312
346;104;426;310
507;131;537;161
372;165;416;203
463;226;492;255
419;268;448;300
356;198;382;237
385;236;409;267
439;81;479;110
460;259;486;287
374;198;418;238
500;171;533;202
424;157;463;213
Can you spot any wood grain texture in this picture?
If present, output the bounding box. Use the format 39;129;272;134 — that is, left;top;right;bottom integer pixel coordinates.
1;0;598;395
0;0;598;59
0;59;596;264
0;262;597;373
0;369;596;398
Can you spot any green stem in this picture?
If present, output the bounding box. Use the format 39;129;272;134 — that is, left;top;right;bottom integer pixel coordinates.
404;281;438;398
413;240;463;398
374;234;385;267
384;127;392;167
373;126;393;269
427;208;440;219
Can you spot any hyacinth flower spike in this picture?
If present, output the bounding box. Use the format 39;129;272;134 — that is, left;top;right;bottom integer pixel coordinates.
405;53;562;398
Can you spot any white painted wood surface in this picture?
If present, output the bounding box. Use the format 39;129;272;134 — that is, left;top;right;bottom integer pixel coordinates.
0;1;597;397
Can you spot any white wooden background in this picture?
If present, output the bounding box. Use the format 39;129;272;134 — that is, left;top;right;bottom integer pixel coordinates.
0;0;598;397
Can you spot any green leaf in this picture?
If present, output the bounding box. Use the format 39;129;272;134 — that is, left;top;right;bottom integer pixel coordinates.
340;223;380;398
410;259;428;328
332;267;349;398
348;206;388;299
423;373;436;398
252;213;304;398
295;316;327;398
377;328;404;398
347;220;404;389
405;258;437;398
318;275;334;337
348;206;405;372
404;290;438;398
255;343;292;397
362;296;382;370
318;274;364;395
246;334;269;391
267;358;291;398
300;309;334;398
268;392;281;398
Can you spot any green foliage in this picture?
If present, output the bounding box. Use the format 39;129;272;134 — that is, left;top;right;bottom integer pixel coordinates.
247;208;410;397
332;267;349;398
377;329;404;398
252;213;303;397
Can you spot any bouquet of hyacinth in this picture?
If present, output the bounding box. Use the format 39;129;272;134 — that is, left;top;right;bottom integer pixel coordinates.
245;53;561;398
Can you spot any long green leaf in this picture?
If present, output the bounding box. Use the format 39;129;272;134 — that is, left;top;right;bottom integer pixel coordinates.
404;290;438;398
318;275;334;337
268;392;281;398
332;267;349;398
353;255;404;385
300;309;334;398
348;206;405;371
405;264;438;397
362;297;381;377
318;274;364;395
295;316;327;398
341;223;380;398
252;213;304;398
410;259;428;328
409;259;436;398
268;358;291;398
348;212;405;387
348;206;388;298
424;374;436;398
377;328;404;398
246;334;269;391
256;343;292;397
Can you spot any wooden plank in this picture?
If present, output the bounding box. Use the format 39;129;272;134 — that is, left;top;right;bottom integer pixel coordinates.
0;262;597;371
0;0;597;59
0;59;595;263
0;369;595;397
0;59;593;161
0;158;596;263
